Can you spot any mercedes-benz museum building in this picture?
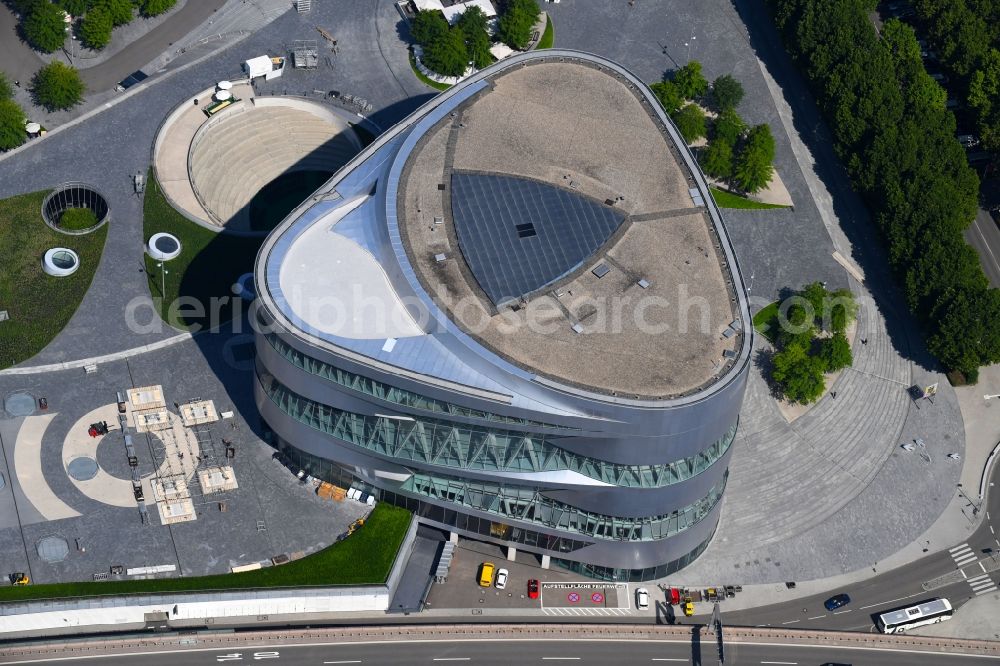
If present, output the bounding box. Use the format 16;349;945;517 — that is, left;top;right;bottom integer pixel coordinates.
252;49;752;581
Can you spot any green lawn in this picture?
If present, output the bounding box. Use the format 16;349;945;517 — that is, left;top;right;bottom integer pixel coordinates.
0;190;108;369
536;16;554;49
710;186;789;210
753;301;780;344
143;170;264;330
58;207;99;231
409;52;452;91
0;504;412;603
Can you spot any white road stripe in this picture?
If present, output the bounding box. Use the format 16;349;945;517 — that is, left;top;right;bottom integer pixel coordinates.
807;615;826;620
432;659;471;662
967;574;990;583
781;619;800;625
954;554;978;566
651;660;688;662
833;609;852;614
760;662;798;665
971;581;996;591
324;662;362;664
975;587;997;595
950;543;971;554
981;561;989;573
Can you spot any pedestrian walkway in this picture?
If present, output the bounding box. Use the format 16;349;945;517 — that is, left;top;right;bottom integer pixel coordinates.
950;543;979;569
542;607;632;617
965;572;997;596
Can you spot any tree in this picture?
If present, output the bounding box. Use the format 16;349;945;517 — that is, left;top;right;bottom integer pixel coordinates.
927;287;1000;376
97;0;132;26
410;9;449;46
968;48;1000;150
32;61;84;110
0;99;27;151
700;137;733;179
733;123;775;193
711;74;744;111
140;0;176;17
498;0;540;50
0;72;13;100
817;332;853;372
649;80;682;114
23;1;67;53
457;6;492;69
56;0;89;16
672;60;708;99
79;5;112;50
713;108;745;145
672;103;706;143
776;301;815;351
771;342;826;404
421;26;468;77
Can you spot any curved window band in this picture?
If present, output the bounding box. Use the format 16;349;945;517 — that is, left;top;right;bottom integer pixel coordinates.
258;367;735;489
401;470;727;542
264;331;575;430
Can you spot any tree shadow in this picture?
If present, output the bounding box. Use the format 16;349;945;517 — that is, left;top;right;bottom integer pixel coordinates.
732;0;935;371
754;346;785;400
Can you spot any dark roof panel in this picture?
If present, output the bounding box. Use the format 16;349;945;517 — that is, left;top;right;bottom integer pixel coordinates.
450;172;626;304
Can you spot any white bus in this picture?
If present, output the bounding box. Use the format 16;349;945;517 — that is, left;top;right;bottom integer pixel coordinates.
876;598;953;634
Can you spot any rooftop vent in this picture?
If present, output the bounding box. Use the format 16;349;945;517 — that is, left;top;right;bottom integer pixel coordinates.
571;323;584;334
433;216;444;225
592;264;611;279
434;253;447;262
637;278;651;289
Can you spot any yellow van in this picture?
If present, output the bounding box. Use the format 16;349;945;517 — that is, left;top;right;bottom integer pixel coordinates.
478;562;495;587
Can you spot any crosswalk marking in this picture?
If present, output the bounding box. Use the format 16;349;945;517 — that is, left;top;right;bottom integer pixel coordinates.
965;573;997;595
950;543;978;567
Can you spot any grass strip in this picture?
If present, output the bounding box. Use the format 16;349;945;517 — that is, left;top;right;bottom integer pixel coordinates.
0;190;107;369
0;504;412;603
753;300;780;344
710;186;789;210
536;15;554;49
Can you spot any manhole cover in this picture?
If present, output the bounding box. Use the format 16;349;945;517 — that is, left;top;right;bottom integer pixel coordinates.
4;392;35;417
37;536;69;563
67;456;99;481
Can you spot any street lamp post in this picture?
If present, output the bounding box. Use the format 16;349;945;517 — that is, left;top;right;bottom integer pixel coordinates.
158;262;168;299
957;483;979;515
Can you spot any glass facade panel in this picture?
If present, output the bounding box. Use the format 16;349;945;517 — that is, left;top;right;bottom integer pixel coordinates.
258;367;735;488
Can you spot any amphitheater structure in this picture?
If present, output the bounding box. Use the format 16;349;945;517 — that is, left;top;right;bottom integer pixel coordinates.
153;83;362;234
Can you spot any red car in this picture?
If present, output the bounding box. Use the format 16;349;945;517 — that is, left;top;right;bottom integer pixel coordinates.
528;579;540;599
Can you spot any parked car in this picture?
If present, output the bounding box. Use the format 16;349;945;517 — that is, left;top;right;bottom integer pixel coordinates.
527;579;540;599
478;562;495;587
636;587;650;610
495;568;509;590
824;593;852;611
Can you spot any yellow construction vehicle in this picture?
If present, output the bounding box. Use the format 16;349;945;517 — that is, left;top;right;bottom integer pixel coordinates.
682;596;694;617
347;517;365;535
10;573;30;586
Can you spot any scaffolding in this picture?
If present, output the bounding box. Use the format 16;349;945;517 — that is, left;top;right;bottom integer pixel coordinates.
292;40;319;69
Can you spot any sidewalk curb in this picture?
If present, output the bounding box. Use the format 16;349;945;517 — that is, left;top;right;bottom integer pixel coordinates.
979;439;1000;501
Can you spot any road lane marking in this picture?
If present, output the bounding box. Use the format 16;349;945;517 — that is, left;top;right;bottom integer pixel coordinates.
761;662;798;665
542;659;581;661
859;592;923;610
981;561;988;573
651;660;687;662
324;662;362;664
833;609;852;614
781;619;800;625
432;659;470;662
807;615;826;620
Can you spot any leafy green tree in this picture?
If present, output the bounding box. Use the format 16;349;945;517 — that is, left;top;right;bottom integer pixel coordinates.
700;137;733;179
712;108;745;145
733;123;775;193
671;103;706;143
0;99;27;151
711;74;744;111
97;0;132;26
498;0;540;50
817;332;853;372
410;9;449;46
828;288;857;334
968;48;1000;151
927;288;1000;376
140;0;175;17
776;301;815;351
457;6;492;69
79;5;112;49
31;61;84;110
772;342;826;404
672;60;708;99
56;0;90;16
23;1;68;53
649;80;682;114
421;26;468;77
0;72;13;100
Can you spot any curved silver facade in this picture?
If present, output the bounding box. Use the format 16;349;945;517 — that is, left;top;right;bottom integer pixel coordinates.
253;50;752;580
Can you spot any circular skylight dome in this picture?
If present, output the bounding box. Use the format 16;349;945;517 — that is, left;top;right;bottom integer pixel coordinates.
42;248;80;276
147;232;182;261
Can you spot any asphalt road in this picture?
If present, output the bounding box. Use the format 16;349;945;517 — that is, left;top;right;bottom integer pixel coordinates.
0;0;227;91
965;208;1000;289
707;468;1000;632
2;639;998;666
